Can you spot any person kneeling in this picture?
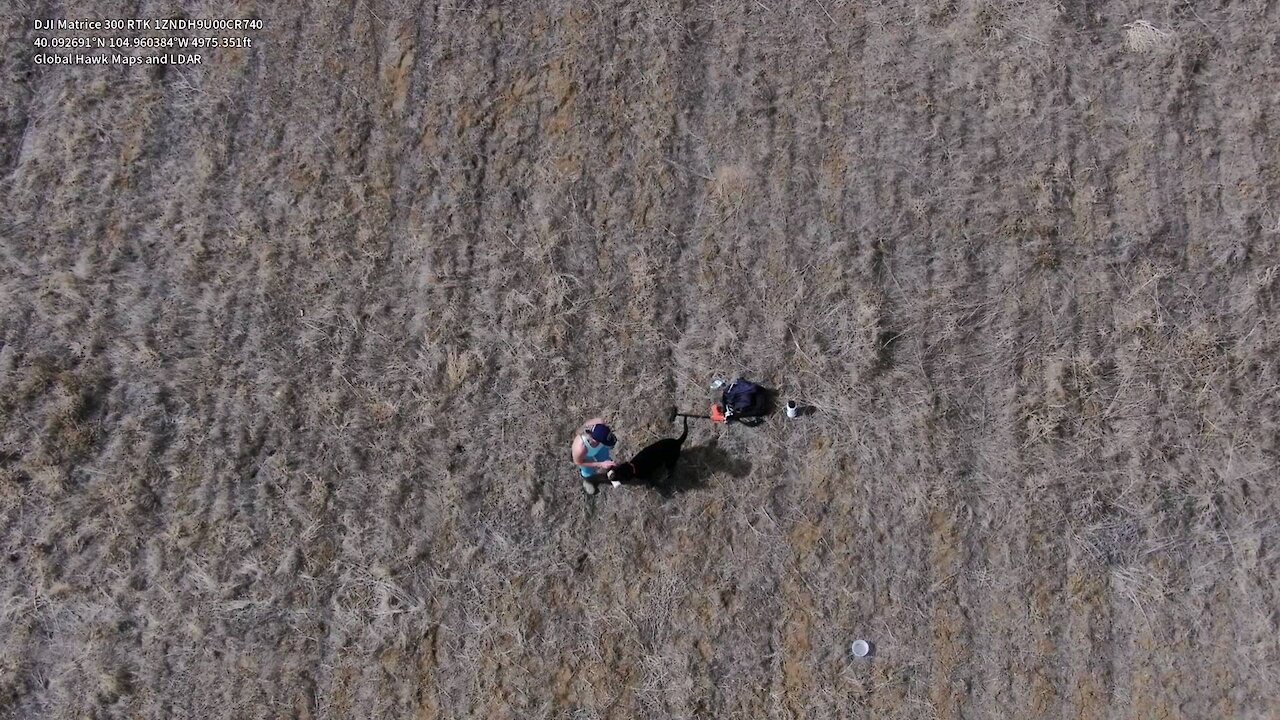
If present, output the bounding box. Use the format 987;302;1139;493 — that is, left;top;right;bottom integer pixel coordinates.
571;417;618;495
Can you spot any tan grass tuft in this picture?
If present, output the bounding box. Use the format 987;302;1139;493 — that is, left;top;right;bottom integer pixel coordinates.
1122;20;1174;53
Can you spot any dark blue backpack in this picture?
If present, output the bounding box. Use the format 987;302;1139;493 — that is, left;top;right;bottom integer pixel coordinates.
722;378;767;420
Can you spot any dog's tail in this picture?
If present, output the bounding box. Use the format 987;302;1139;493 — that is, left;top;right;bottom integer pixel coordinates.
677;415;688;444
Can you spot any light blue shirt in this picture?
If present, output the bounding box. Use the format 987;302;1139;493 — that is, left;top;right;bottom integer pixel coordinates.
578;436;612;477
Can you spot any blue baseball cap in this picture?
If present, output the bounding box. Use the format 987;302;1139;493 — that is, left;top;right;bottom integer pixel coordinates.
589;424;616;446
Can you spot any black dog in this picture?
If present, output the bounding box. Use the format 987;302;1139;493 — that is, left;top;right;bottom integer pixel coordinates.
606;417;688;491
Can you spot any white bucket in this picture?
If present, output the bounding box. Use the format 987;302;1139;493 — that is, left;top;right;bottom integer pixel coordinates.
786;400;799;418
851;639;871;658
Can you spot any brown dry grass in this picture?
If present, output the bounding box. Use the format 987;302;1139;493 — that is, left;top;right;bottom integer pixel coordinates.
1;0;1279;718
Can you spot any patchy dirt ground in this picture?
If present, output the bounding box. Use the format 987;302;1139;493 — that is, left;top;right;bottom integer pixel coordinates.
2;1;1279;718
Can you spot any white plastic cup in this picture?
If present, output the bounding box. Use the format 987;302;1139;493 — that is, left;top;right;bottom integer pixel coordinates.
786;400;799;418
851;640;871;658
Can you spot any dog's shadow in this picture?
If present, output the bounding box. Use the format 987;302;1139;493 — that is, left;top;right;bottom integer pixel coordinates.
649;441;751;497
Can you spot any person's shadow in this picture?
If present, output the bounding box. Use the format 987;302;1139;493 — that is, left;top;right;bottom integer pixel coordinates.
646;440;752;497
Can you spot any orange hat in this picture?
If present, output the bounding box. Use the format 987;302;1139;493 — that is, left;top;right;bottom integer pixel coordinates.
710;403;727;423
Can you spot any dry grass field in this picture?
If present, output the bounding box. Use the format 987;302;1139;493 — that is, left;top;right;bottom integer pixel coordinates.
2;0;1279;718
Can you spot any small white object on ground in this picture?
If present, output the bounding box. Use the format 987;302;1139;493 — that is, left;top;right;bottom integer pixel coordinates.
786;400;799;418
851;640;870;658
611;480;621;488
710;378;726;390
